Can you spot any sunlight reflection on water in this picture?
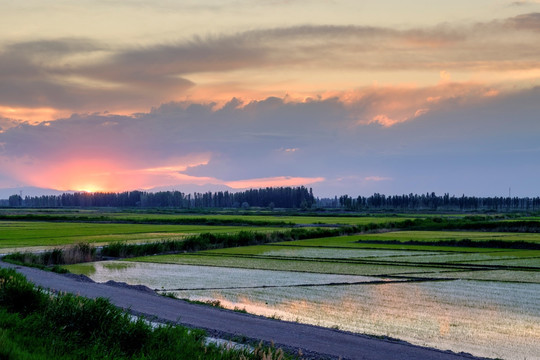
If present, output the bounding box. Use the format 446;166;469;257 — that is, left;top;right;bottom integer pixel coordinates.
175;279;540;360
70;261;540;360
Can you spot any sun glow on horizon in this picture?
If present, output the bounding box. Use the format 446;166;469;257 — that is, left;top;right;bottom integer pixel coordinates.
76;185;103;193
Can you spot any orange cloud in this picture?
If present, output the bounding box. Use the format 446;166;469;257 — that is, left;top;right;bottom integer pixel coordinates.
439;70;452;83
0;106;73;124
370;114;399;127
344;82;503;127
141;157;210;174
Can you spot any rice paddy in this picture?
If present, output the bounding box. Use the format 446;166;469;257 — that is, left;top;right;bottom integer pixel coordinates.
131;254;447;276
65;258;539;360
174;280;539;360
64;261;384;290
3;212;539;359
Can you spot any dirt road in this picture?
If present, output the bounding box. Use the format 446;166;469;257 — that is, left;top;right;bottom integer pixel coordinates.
0;261;487;360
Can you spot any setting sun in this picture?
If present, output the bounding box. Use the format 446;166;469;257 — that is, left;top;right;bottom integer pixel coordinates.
77;185;103;193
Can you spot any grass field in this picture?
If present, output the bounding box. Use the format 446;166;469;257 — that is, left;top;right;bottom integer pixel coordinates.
0;209;418;226
0;221;277;251
272;232;540;251
99;212;415;225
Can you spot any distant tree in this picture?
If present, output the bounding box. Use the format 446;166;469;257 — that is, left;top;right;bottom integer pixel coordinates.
8;194;22;207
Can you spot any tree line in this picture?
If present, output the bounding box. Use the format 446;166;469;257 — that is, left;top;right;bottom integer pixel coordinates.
5;186;315;209
3;188;540;211
331;192;540;211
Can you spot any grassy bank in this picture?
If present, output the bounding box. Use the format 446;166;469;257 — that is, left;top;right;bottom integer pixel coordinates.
0;268;290;360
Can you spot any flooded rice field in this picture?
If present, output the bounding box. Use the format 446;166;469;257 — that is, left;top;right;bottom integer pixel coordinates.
67;260;540;360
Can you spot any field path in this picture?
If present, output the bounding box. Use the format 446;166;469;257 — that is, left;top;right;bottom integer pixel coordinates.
1;261;487;360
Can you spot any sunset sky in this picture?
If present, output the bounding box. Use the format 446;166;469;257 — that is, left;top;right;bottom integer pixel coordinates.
1;1;539;197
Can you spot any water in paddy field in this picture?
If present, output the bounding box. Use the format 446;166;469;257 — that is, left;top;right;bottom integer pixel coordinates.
70;261;540;360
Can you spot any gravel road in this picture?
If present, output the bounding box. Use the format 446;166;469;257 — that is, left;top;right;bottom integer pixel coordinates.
0;261;489;360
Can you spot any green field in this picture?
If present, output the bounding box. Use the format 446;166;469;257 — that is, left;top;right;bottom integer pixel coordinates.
0;221;276;251
111;214;419;226
353;230;540;243
0;208;419;226
272;231;540;250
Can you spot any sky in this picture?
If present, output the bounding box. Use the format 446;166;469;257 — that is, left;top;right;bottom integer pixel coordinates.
1;0;539;198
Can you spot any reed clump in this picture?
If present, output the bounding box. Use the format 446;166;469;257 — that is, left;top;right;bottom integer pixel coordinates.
3;242;96;271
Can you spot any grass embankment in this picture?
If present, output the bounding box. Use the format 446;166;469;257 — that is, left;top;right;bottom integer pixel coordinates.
0;268;290;360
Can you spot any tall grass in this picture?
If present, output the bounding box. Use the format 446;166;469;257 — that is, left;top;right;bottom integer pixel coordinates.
0;268;294;360
101;227;353;258
3;243;95;271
